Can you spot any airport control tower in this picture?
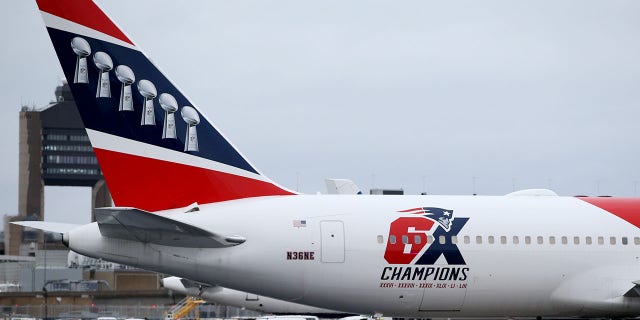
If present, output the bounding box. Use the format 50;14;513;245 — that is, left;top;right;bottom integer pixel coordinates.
5;81;112;256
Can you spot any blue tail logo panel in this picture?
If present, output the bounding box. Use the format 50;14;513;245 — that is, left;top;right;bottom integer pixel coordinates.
48;27;258;174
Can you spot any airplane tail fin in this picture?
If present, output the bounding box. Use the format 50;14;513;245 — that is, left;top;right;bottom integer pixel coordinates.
36;0;294;211
325;179;363;195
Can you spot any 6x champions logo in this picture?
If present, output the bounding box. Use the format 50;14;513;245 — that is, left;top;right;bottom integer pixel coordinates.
380;207;470;285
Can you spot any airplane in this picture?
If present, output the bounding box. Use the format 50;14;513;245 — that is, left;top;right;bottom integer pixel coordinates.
16;0;640;318
161;276;352;317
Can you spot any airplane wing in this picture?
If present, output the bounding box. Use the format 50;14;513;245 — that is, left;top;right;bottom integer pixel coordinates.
95;207;246;248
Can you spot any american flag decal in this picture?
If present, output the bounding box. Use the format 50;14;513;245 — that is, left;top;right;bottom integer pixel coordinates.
293;220;307;228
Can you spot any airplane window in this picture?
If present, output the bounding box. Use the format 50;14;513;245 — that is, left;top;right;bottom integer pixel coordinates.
573;236;580;245
500;236;507;244
537;236;543;245
464;235;470;244
622;237;628;245
476;236;482;244
598;236;604;245
635;237;640;245
402;235;409;244
377;235;384;244
414;235;421;244
439;235;446;244
549;236;556;245
389;235;396;244
451;236;458;244
512;236;519;244
610;237;616;245
561;236;568;245
428;235;434;244
586;236;592;245
525;236;531;245
488;236;495;244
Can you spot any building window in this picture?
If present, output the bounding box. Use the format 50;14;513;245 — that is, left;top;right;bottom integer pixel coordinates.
69;135;90;142
44;167;99;175
45;134;67;141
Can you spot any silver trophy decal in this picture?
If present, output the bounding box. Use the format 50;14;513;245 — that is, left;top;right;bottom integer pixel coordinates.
93;52;113;98
115;65;135;111
71;37;91;84
181;106;200;152
159;93;178;139
137;80;157;126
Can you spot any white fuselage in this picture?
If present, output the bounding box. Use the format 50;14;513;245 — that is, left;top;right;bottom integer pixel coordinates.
65;194;640;318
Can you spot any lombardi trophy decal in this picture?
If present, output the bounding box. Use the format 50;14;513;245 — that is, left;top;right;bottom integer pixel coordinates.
115;65;135;111
181;106;200;152
71;37;91;84
138;80;157;126
93;52;113;98
159;93;178;139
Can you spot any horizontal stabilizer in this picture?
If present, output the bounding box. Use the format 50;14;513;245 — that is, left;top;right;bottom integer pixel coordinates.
95;207;246;248
11;221;81;234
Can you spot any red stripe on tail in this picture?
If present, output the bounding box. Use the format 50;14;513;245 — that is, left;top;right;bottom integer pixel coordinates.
94;148;294;212
37;0;134;45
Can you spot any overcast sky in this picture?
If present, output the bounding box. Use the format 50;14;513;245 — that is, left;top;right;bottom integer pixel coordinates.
2;0;640;225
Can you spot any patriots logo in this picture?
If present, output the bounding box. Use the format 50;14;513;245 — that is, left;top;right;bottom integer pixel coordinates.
399;207;454;231
384;206;468;265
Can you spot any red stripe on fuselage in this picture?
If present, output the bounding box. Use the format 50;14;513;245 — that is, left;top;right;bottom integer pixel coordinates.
37;0;134;45
94;148;294;212
578;197;640;229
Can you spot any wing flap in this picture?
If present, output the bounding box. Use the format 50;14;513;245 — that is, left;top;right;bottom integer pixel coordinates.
95;207;245;248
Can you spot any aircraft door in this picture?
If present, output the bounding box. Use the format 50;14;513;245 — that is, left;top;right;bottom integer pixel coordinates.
320;220;345;263
418;269;467;311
